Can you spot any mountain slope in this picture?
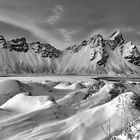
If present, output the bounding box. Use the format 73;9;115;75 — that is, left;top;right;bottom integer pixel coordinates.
0;30;140;75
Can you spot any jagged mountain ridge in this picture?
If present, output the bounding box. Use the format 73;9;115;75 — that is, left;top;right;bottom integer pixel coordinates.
0;30;140;75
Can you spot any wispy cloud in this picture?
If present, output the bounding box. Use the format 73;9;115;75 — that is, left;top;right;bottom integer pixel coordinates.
46;5;63;25
120;27;140;36
57;28;76;42
120;27;135;32
0;9;67;48
0;11;47;41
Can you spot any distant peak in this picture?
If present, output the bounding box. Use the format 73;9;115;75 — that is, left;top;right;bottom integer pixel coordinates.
89;34;104;48
107;30;124;50
0;35;4;40
90;34;103;41
0;35;5;44
109;30;122;39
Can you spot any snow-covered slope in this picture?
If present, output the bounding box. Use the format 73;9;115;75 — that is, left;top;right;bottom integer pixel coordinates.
0;92;56;114
0;30;140;75
0;91;139;140
0;79;30;105
0;78;140;140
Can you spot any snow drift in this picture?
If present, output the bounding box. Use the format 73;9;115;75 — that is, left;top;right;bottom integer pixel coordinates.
0;78;140;140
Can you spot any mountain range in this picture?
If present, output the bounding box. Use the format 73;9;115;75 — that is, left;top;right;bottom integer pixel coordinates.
0;30;140;75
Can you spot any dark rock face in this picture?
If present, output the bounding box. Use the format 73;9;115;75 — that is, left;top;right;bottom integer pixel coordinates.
81;40;88;46
90;34;104;48
0;36;6;45
65;31;125;68
3;37;29;52
90;50;96;61
66;45;82;53
122;42;140;66
90;80;105;93
66;34;110;67
30;42;61;58
90;34;109;67
89;31;124;66
109;82;126;99
106;30;124;50
96;49;109;67
66;40;88;53
85;80;105;99
0;36;61;58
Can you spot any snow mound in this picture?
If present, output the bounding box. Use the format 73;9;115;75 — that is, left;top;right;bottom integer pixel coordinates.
0;80;30;105
74;82;114;110
0;92;138;140
1;78;140;140
54;82;86;90
67;82;86;89
29;92;139;140
58;89;88;106
53;82;72;89
82;81;93;87
0;92;56;114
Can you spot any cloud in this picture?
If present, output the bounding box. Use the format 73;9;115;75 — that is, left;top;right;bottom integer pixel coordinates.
46;5;63;25
57;28;76;42
0;12;47;41
1;0;140;49
0;9;68;49
120;27;135;33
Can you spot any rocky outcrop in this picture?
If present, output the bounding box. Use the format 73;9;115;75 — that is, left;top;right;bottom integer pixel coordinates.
90;34;104;48
2;37;29;52
66;40;88;53
65;30;140;70
96;49;109;67
66;31;124;68
30;42;61;58
66;34;109;67
0;36;61;58
106;30;124;50
89;34;109;67
121;41;140;66
109;82;127;99
0;36;6;45
66;45;82;53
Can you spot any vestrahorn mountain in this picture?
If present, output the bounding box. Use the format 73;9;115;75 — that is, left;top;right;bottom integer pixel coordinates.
0;30;140;75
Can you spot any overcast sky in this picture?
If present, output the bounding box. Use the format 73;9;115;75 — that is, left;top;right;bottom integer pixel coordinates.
0;0;140;49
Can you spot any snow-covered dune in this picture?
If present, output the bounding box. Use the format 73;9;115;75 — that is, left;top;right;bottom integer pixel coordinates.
0;92;139;140
74;82;114;110
0;92;56;114
53;82;72;89
0;79;30;105
54;82;86;90
0;78;140;140
58;89;89;106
